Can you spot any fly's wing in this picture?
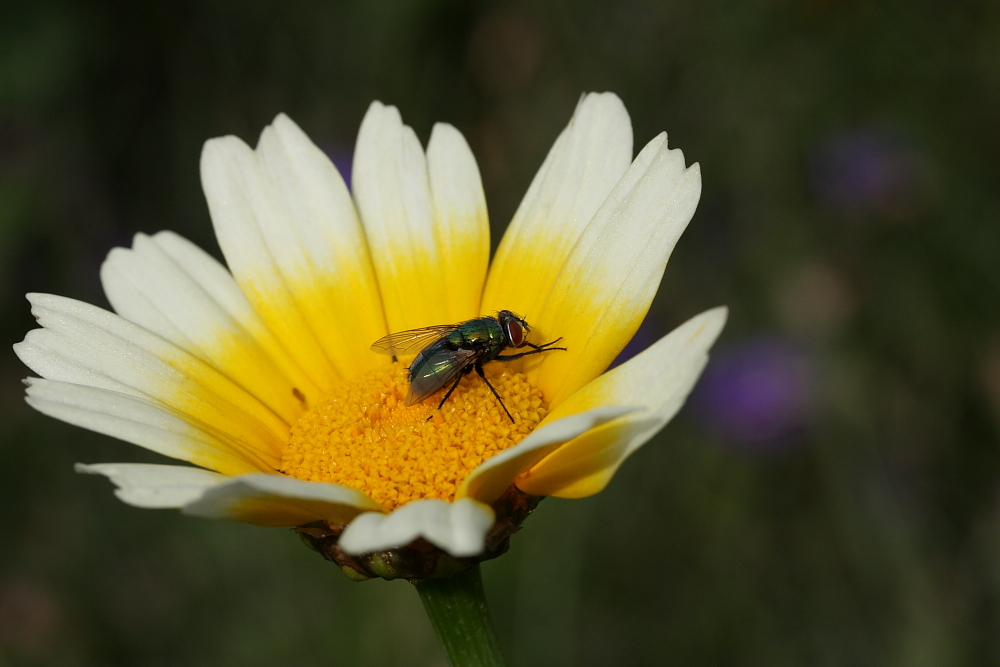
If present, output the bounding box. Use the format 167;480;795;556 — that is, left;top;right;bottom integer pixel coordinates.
405;346;478;406
370;324;459;356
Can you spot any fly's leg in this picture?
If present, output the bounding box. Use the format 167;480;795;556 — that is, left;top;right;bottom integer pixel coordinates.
425;367;470;421
495;344;567;362
522;336;564;351
476;363;515;423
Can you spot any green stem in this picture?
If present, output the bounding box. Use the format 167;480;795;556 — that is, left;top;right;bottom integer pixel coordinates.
415;564;506;667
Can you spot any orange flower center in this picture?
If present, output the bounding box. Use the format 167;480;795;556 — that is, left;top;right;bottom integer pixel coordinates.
280;363;548;510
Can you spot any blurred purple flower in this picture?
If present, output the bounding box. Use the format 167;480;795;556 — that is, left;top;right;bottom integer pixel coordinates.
692;337;818;453
812;128;923;215
322;145;353;191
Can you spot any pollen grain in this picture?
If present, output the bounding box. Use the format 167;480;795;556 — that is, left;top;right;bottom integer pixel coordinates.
280;363;548;511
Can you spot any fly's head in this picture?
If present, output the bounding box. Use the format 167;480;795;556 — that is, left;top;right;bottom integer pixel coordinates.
498;310;530;348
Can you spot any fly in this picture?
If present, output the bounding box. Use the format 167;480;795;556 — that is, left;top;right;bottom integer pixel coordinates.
370;310;566;423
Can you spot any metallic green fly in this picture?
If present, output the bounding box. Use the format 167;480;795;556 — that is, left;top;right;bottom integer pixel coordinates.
370;310;566;423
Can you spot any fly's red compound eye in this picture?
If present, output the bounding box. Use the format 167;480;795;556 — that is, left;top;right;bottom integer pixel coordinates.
506;320;524;347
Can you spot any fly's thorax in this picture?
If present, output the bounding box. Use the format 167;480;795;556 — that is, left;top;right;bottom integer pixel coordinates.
442;328;468;350
435;317;507;365
455;317;504;349
484;319;509;362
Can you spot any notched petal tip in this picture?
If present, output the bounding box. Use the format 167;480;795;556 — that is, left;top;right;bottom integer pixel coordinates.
270;111;294;128
338;497;495;558
573;91;629;127
75;462;225;509
358;100;402;134
200;133;243;159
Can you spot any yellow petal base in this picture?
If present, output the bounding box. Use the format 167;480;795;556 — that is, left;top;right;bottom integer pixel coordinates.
280;363;548;510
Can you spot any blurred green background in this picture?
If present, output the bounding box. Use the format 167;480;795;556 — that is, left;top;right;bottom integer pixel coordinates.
2;1;999;665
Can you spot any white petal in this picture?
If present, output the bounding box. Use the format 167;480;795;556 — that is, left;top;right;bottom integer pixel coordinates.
517;307;728;498
201;134;335;389
182;473;383;527
75;462;226;508
256;115;389;375
201;114;387;388
457;404;639;504
101;240;193;350
482;92;633;321
339;498;495;558
15;294;286;470
101;232;317;423
426;122;490;322
27;379;265;474
529;133;703;406
149;231;323;403
150;231;260;326
352;102;451;331
544;307;728;419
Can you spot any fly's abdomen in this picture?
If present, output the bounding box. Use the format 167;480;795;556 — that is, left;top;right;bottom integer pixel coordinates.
405;342;478;406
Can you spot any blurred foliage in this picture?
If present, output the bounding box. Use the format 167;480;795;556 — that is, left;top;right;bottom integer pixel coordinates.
2;0;999;665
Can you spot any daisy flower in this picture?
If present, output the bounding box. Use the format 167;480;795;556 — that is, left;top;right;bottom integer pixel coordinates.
14;93;726;579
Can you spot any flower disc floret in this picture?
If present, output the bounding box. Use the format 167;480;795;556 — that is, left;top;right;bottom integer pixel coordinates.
280;363;547;510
